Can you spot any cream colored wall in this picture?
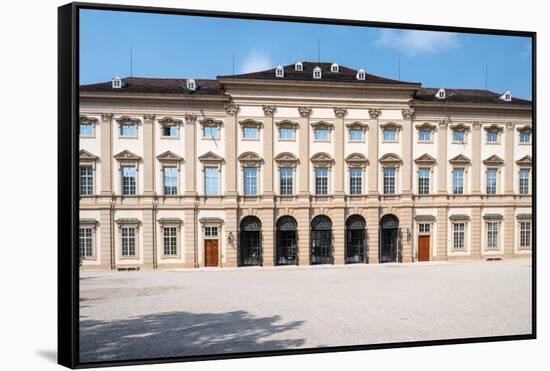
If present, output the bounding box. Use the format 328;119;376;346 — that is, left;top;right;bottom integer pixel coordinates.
156;209;186;265
79;210;101;266
155;117;186;194
196;210;228;265
480;208;505;255
112;116;144;195
412;122;438;194
196;118;226;196
113;210;144;265
447;207;472;257
447;128;472;194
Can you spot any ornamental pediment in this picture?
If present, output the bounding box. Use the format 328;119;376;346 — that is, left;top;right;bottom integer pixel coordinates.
199;118;223;127
274;152;298;163
414;153;436;164
345;121;369;129
516;125;532;132
113;150;141;161
380;122;402;130
483;124;504;132
310;152;334;163
449;123;470;132
449;154;471;164
515;155;532;166
482;155;504;165
379;153;402;164
198;151;224;162
311;121;334;129
415;122;436;130
276;120;298;128
156;150;183;162
345;153;368;164
239;118;263;128
115;116;141;124
157;116;183;126
238;151;262;162
79;149;98;161
79;115;98;124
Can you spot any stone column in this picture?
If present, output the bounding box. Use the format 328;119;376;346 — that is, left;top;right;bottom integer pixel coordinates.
143;114;156;196
333;108;347;195
184;114;197;196
437;120;448;194
261;209;275;266
366;208;379;263
401;109;414;194
368;109;381;195
503;207;515;258
183;208;196;268
332;208;346;265
400;207;413;263
470;207;481;259
298;107;311;197
224;103;239;197
436;207;448;260
224;209;238;267
262;105;275;196
504;122;515;194
296;208;311;266
471;122;482;194
100;113;113;195
99;208;113;269
142;208;155;269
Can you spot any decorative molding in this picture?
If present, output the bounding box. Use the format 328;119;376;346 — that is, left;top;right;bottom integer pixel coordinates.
310;120;334;129
143;114;156;123
516;125;532;133
100;113;113;122
274;152;299;167
379;153;403;165
472;121;482;129
184;113;197;124
414;215;436;222
298;106;312;117
199;118;223;127
115;218;141;225
483;213;503;220
345;153;369;167
482;154;504;166
334;107;347;118
156;150;183;162
199;217;224;225
438;120;448;129
238;151;263;167
483;124;504;132
401;108;415;120
449;154;471;165
113;150;142;161
80;115;98;124
415;122;436;130
516;213;532;220
80;218;99;225
368;109;381;119
198;151;224;163
449;123;470;131
262;105;276;116
275;120;299;128
379;122;402;130
449;214;470;221
239;118;263;128
115;115;141;125
345;121;369;129
224;102;239;115
79;149;99;161
515;155;532;166
310;152;334;167
505;122;514;131
158;217;183;225
157;117;183;126
414;153;437;165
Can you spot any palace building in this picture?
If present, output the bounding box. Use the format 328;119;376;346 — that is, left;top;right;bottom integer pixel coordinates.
79;61;532;270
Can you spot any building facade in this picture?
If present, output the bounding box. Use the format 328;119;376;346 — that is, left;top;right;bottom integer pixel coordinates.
79;62;533;270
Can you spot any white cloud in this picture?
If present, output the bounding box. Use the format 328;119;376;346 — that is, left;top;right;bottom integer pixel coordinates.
376;29;459;55
240;51;272;73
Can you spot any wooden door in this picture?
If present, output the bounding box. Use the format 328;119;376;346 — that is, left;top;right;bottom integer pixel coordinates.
418;235;430;262
205;240;218;267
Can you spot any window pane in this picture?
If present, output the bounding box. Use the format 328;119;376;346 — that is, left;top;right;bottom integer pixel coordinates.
519;132;530;143
79;227;93;257
520;221;531;248
418;130;431;141
486;222;499;249
121;226;136;256
486;169;497;194
243;167;257;195
205;167;220;195
453;168;464;194
204;126;219;138
243;127;257;139
315;128;329;141
383;129;396;141
80;123;93;137
279;127;293;140
453;223;465;249
383;167;396;194
315;167;328;195
280;167;293;195
418;168;430;195
487;131;498;142
453;130;464;142
122;166;136;195
349;168;362;194
80;166;93;195
121;124;136;137
163;227;177;255
349;129;363;141
519;169;529;194
163;167;178;195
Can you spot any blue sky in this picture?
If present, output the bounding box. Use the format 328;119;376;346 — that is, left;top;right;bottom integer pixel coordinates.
80;9;533;99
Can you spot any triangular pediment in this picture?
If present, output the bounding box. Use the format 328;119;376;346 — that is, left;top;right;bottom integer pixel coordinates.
156;150;183;161
238;151;262;162
274;152;298;162
379;153;402;164
482;154;504;165
113;150;141;161
198;151;224;162
310;152;334;162
79;149;98;161
449;154;471;164
345;153;368;163
515;155;532;166
414;153;437;164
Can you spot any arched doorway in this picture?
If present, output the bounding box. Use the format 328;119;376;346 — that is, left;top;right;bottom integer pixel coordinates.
379;214;401;263
240;216;262;266
346;215;366;264
276;216;298;265
311;215;332;265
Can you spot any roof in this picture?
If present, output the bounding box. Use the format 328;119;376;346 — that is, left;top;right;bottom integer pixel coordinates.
218;61;420;85
414;87;531;105
80;77;224;96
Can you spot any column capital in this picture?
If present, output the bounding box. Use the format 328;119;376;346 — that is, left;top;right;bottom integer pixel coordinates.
472;121;482;129
100;113;113;123
401;108;415;120
298;106;312;118
224;102;239;116
505;122;515;131
334;107;347;118
368;108;381;119
262;105;276;116
143;114;156;123
184;113;197;124
438;119;448;129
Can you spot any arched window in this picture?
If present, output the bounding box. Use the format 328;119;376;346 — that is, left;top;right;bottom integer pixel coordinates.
295;61;303;71
311;215;332;264
356;68;366;80
331;63;339;73
379;214;401;263
275;65;284;78
239;216;262;266
313;66;322;79
346;215;366;264
276;216;298;265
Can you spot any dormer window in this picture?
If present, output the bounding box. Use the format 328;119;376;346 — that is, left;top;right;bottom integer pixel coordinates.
499;90;512;102
331;63;339;73
313;66;322;79
112;77;123;89
275;65;284;78
186;79;196;91
436;88;446;100
356;69;366;80
295;61;303;71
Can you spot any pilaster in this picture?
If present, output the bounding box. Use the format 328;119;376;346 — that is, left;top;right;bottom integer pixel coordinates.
436;207;448;259
400;207;413;262
100;113;113;195
261;208;275;266
471;121;482;194
224;103;239;198
143;114;156;196
142;208;155;269
184;114;197;197
262;105;275;197
298;106;311;198
401;109;414;194
437;120;448;194
296;208;310;265
332;207;345;264
333;107;347;195
366;207;379;263
99;207;114;269
224;208;238;267
504;122;515;194
368;109;381;195
503;207;515;258
470;206;481;258
183;208;197;268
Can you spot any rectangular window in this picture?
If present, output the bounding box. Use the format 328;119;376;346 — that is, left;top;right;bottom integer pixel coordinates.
418;129;431;141
349;129;363;141
452;168;464;194
383;167;396;194
519;221;531;249
453;130;465;143
163;167;178;195
349;168;362;195
418;168;430;195
419;223;430;233
120;123;137;137
162;125;177;137
205;167;220;196
519;169;529;194
205;226;218;236
486;222;499;249
121;166;137;195
243;167;258;195
519;131;530;143
487;131;498;143
383;129;396;141
315;128;329;141
486;168;497;194
80;123;93;137
315;167;328;195
203;126;219;139
79;227;93;258
121;226;136;256
242;127;258;139
279;127;294;140
163;226;177;256
80;166;93;196
280;167;293;195
453;223;465;250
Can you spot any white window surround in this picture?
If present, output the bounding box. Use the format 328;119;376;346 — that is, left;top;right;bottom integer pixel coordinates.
116;116;141;139
295;61;303;71
415;123;436;143
311;121;333;142
346;122;368;142
313;66;322;79
380;122;402;143
331;63;339;73
186;79;196;91
158;218;183;259
79;149;99;197
114;150;142;196
356;69;366;80
200;118;223;140
115;218;141;259
483;124;503;145
112;77;123;89
275;65;284;77
450;123;470;144
239;119;262;141
435;88;446;100
79;220;98;260
158;117;183;139
517;125;532;145
79;115;98;138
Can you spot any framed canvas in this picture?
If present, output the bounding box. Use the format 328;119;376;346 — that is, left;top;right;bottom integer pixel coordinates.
58;2;536;368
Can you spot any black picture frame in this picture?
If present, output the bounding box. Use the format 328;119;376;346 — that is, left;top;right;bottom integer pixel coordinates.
58;2;536;369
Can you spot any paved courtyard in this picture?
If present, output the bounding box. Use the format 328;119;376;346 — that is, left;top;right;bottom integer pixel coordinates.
79;259;532;363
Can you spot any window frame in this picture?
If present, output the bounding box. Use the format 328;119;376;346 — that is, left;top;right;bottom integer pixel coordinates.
315;166;329;195
452;167;465;194
279;166;294;195
243;166;258;196
79;224;96;260
519;220;532;250
79;165;94;196
162;166;178;195
485;221;500;250
119;122;138;138
519;168;530;195
121;165;138;196
204;166;221;196
349;167;363;195
452;222;466;250
486;168;498;195
383;167;397;195
418;167;430;195
162;225;179;257
120;225;138;258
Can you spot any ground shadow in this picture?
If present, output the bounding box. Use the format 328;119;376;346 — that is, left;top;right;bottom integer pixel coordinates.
80;310;305;363
36;350;56;363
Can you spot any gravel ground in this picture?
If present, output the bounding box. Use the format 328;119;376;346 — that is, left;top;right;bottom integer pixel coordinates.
79;259;532;363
